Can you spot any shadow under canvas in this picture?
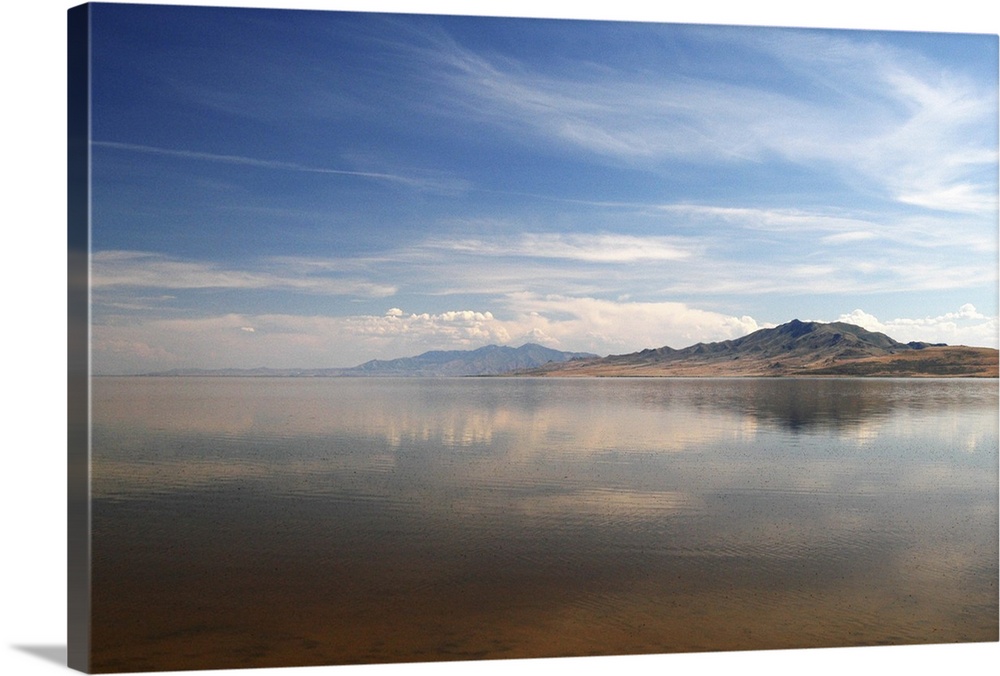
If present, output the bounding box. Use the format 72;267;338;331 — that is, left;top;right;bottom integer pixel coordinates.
13;645;68;667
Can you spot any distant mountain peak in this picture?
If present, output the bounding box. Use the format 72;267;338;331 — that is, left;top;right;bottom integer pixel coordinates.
346;342;598;376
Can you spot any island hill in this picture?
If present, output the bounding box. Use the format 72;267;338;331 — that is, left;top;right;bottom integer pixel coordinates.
518;319;999;378
147;320;998;378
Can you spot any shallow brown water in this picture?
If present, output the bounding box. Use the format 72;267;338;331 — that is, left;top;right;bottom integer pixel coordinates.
89;377;998;672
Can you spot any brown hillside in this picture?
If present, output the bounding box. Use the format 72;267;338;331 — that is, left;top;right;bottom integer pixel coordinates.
518;321;999;378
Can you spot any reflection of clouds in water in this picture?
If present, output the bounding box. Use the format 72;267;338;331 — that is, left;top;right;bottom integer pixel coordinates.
501;406;744;456
93;378;756;460
337;395;748;457
922;410;998;454
843;419;882;445
838;406;996;453
455;488;700;520
92;377;997;451
92;378;997;506
383;408;503;449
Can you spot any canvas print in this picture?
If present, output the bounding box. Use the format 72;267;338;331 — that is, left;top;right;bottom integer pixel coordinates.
67;2;999;673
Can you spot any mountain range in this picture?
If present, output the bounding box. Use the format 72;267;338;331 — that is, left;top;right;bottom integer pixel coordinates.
519;319;998;377
337;343;596;376
143;320;998;378
145;343;596;377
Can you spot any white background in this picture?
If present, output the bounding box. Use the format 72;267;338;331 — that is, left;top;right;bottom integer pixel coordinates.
2;2;997;675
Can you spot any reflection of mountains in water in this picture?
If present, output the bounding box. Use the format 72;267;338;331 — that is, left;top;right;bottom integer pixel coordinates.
698;379;897;433
523;320;999;377
675;378;994;433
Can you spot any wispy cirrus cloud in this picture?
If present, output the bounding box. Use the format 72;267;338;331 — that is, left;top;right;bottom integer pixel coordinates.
657;203;997;252
408;25;996;214
423;232;696;262
397;202;995;301
423;35;806;162
92;196;996;327
93;141;471;193
658;204;882;235
820;231;877;245
92;250;397;297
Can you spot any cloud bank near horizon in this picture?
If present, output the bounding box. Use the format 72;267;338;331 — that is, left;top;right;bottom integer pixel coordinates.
92;300;996;374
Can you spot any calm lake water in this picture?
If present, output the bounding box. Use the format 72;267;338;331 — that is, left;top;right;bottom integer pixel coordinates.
89;377;998;672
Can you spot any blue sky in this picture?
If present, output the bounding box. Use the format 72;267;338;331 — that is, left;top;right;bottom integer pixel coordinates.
86;2;999;373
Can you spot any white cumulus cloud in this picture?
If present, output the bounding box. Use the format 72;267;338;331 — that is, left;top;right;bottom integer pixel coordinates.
91;298;774;374
836;305;998;347
498;294;768;354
